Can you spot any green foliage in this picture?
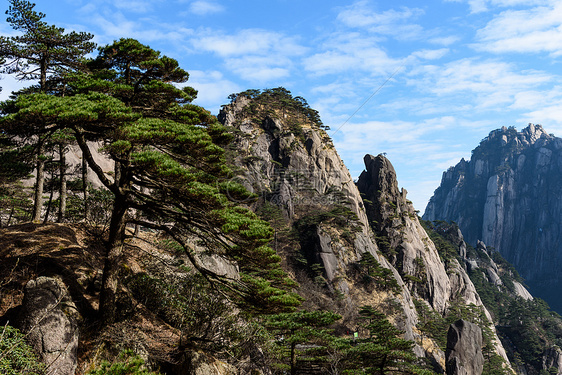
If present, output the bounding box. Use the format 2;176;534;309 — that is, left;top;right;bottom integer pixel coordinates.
0;324;45;375
374;233;397;261
126;272;268;358
87;350;161;375
419;220;460;268
264;307;434;375
0;180;32;226
497;298;562;370
421;220;562;373
414;297;510;374
265;310;342;374
2;35;301;321
229;87;325;129
0;0;95;92
357;252;401;294
345;305;435;374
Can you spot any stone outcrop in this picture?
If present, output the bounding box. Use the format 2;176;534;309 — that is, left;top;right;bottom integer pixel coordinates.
357;154;511;368
424;124;562;312
19;276;79;375
218;96;422;347
445;319;484;375
543;347;562;375
217;91;518;370
179;351;238;375
357;154;451;314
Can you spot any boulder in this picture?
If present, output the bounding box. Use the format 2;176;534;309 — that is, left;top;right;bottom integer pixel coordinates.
179;351;238;375
445;319;484;375
19;276;79;375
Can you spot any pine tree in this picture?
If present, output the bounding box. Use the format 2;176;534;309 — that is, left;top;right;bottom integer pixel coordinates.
3;39;301;324
0;0;95;221
265;310;341;375
347;305;434;375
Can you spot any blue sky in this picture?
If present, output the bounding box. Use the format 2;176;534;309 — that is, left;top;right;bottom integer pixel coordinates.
2;0;562;212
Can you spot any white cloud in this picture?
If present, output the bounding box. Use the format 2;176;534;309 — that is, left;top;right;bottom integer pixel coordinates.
191;29;306;57
185;70;240;113
226;56;291;83
303;33;403;76
444;0;550;13
189;29;306;83
524;106;562;128
111;0;155;13
189;1;224;16
474;3;562;55
410;48;449;60
89;10;194;44
428;36;461;46
337;1;425;40
408;58;553;112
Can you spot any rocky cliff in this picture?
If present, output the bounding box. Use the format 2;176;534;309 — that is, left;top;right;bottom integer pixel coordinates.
218;91;513;373
424;124;562;313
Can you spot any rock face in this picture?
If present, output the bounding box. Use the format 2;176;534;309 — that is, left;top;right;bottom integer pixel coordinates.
543;347;562;375
356;154;511;368
357;154;451;314
424;124;562;312
19;276;79;375
218;95;421;344
445;319;484;375
218;91;514;371
179;351;238;375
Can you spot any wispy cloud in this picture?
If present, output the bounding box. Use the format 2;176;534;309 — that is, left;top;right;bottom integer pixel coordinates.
188;1;224;16
337;1;425;40
111;0;156;13
191;29;306;57
190;29;306;83
407;58;554;111
185;70;240;111
444;0;550;13
473;3;562;55
303;32;403;76
87;10;194;44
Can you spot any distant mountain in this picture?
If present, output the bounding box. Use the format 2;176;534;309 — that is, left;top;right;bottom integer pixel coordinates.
424;124;562;313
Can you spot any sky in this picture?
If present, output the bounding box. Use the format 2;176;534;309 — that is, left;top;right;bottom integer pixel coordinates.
2;0;562;213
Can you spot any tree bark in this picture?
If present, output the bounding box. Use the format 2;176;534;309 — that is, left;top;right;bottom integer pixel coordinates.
82;155;89;221
99;192;128;325
291;342;297;375
57;143;67;222
43;170;55;224
31;141;45;222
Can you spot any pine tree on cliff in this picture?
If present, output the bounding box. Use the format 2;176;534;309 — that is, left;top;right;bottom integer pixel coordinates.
3;38;301;324
0;0;95;222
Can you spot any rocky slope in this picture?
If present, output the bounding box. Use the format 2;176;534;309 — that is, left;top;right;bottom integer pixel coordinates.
424;124;562;313
218;91;513;373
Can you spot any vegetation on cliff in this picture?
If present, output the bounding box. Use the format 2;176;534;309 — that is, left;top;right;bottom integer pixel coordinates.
423;220;562;375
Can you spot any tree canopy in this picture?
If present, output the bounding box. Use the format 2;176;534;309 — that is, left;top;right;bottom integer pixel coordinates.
2;36;301;324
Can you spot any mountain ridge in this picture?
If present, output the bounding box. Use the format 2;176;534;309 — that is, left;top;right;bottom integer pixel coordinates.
424;123;562;314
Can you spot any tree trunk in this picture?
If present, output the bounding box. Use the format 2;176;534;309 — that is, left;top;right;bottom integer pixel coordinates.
31;141;45;222
291;342;297;375
99;193;128;325
43;174;54;224
379;354;387;375
57;143;67;222
7;206;15;227
82;155;89;221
